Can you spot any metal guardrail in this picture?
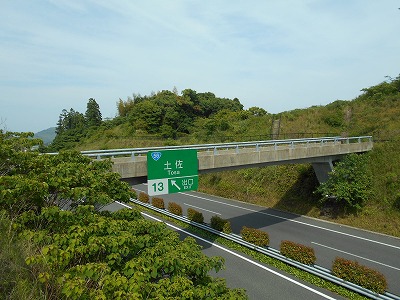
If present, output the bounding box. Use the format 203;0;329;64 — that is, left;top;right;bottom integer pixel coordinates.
64;136;372;160
125;198;399;300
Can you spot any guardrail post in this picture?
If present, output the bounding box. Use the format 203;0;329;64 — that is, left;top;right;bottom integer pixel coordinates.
214;147;218;155
256;143;259;151
97;155;101;160
236;145;239;154
131;152;136;161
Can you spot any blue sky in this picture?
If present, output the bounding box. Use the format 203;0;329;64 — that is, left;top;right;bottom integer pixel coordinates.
1;1;399;133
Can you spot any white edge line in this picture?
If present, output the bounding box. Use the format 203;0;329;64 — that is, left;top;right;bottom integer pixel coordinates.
182;193;400;251
142;213;335;300
184;203;221;215
312;242;400;271
142;212;337;300
115;201;337;300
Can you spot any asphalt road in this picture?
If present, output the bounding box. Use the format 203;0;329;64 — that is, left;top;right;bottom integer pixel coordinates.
103;201;344;299
132;184;400;296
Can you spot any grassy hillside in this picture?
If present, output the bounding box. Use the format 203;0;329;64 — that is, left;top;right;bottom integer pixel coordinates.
62;76;400;236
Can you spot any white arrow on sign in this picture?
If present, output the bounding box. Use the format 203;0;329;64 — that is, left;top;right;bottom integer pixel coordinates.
171;180;181;190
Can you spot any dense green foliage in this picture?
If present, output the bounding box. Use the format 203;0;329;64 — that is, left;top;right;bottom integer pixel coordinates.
0;131;247;299
15;206;246;299
0;130;132;218
49;98;102;151
316;154;372;212
0;210;45;299
85;98;102;128
332;257;387;294
116;89;244;139
45;90;247;150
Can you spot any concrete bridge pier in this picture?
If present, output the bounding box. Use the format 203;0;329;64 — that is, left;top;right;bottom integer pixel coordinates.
312;159;334;183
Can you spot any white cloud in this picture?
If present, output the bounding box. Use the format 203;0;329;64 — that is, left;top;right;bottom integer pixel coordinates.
1;0;399;133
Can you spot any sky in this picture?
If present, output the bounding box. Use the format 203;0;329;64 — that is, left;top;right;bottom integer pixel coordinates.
1;1;399;133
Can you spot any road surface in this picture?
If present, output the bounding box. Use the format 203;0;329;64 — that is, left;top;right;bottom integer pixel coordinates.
103;201;345;299
132;183;400;296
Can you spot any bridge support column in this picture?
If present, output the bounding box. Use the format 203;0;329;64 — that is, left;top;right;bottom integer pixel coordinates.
312;160;333;183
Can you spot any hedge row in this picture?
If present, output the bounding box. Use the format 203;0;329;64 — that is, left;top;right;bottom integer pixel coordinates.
280;240;316;265
187;208;204;223
139;194;388;294
210;215;232;233
332;257;387;294
240;226;269;247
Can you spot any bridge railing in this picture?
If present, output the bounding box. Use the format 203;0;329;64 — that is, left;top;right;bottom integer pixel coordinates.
74;136;372;160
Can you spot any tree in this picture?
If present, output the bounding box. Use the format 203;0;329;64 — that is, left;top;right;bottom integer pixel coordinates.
0;130;247;299
129;100;163;133
85;98;102;127
49;108;87;151
316;153;372;212
0;130;133;217
248;106;267;116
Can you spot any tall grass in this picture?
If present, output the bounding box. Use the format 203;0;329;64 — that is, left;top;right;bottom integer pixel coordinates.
0;211;46;300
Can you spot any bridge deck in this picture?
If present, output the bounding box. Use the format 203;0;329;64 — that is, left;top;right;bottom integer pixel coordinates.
104;137;373;183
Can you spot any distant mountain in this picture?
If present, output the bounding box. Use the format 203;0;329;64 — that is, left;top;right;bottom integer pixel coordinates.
34;127;56;145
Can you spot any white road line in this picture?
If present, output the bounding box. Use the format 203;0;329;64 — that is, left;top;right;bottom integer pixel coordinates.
184;203;221;215
140;211;337;300
181;192;400;250
312;242;400;271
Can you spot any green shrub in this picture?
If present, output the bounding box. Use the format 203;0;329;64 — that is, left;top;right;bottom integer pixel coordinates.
151;197;165;209
316;153;371;212
332;257;387;294
280;240;316;265
210;215;230;232
240;226;269;247
187;208;204;223
130;188;137;199
168;202;182;216
222;221;232;234
138;192;149;203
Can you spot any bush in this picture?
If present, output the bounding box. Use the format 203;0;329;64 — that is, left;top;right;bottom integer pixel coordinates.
332;257;387;294
130;188;137;199
187;208;204;223
280;240;316;265
316;153;371;212
222;221;232;234
210;215;231;232
151;197;165;209
240;226;269;247
138;192;149;203
168;202;182;216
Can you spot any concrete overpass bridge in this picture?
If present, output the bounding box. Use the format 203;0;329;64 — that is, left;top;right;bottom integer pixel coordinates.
81;136;373;184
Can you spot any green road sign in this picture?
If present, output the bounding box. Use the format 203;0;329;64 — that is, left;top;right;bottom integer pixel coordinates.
147;149;198;196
